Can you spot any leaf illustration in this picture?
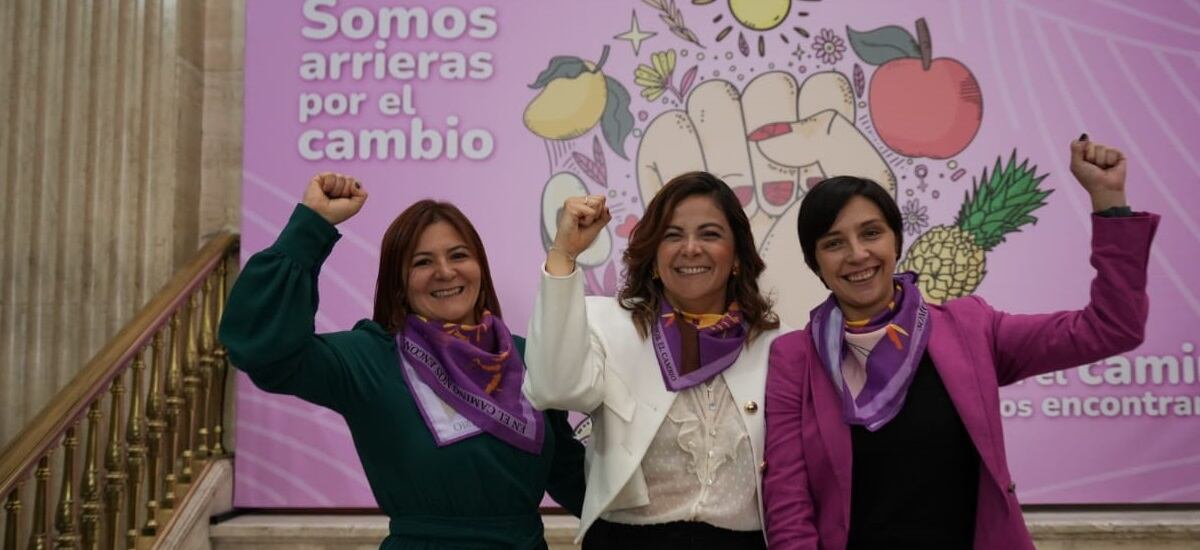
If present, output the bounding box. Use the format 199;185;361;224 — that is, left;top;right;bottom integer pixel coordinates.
603;262;618;295
572;153;601;187
853;63;866;98
738;32;750;57
601;76;635;160
571;136;608;187
846;25;919;66
677;27;703;47
678;65;698;96
647;0;705;48
592;136;608;186
529;56;587;89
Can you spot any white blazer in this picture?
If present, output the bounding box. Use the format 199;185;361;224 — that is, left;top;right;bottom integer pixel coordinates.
522;268;783;542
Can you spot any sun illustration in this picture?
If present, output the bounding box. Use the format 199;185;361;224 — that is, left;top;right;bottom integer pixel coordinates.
706;0;819;57
729;0;790;30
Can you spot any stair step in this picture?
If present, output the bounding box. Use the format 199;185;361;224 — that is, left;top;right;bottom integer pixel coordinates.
211;515;387;549
210;511;1200;549
209;514;580;550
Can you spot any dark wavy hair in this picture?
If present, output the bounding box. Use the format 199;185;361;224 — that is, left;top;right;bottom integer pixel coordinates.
372;200;502;333
618;171;779;341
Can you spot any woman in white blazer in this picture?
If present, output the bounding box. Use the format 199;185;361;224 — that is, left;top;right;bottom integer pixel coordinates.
523;172;783;549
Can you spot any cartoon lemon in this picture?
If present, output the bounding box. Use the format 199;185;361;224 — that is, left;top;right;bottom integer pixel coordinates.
524;48;611;140
729;0;791;31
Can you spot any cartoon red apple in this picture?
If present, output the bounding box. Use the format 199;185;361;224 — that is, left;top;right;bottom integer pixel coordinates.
849;18;982;159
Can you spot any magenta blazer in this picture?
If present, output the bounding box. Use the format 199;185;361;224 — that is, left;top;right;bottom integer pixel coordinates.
763;213;1159;549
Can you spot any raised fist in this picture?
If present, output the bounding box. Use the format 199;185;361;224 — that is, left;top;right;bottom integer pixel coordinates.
303;172;367;225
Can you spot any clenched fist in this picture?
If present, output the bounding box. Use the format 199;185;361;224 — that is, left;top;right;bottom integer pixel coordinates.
546;194;612;276
1069;136;1128;212
303;172;368;225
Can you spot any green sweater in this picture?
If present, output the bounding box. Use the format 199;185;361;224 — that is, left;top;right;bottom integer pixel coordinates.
219;204;585;549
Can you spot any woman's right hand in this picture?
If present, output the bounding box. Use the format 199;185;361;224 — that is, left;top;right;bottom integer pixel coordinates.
547;195;611;276
303;172;368;225
1069;136;1127;212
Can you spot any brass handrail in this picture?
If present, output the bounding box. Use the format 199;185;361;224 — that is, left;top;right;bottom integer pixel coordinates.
0;231;239;549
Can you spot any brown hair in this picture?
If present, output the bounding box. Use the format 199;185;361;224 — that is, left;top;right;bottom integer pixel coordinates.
618;171;779;341
372;200;502;333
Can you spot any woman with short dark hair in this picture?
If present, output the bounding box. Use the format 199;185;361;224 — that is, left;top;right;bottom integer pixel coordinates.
762;137;1159;549
793;175;904;279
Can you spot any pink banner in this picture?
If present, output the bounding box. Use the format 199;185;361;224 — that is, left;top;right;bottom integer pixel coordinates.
239;0;1200;507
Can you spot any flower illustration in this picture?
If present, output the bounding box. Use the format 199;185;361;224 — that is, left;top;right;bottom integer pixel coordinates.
635;49;677;102
811;28;846;65
902;198;930;236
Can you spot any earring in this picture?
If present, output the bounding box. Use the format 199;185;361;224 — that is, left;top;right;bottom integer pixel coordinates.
732;264;740;277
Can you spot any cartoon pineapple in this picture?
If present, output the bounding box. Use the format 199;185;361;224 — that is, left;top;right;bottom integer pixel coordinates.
898;152;1051;304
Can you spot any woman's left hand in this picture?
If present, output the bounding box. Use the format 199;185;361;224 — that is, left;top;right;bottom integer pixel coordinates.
1069;136;1127;211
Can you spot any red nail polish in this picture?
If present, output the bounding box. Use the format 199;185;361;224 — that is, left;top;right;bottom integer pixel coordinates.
748;122;793;142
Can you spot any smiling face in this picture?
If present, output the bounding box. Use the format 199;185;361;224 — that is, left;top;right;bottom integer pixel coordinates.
655;195;737;314
404;221;482;325
814;195;898;321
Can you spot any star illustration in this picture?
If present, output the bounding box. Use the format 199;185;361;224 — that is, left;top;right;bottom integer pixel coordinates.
614;11;656;55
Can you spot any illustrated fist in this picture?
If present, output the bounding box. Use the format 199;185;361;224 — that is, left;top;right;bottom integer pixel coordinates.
636;71;896;239
635;70;897;326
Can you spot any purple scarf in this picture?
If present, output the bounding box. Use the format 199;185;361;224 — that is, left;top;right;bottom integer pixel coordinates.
651;298;749;391
397;312;544;454
809;272;932;431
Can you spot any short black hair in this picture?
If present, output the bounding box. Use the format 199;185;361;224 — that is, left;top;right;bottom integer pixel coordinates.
796;176;903;277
